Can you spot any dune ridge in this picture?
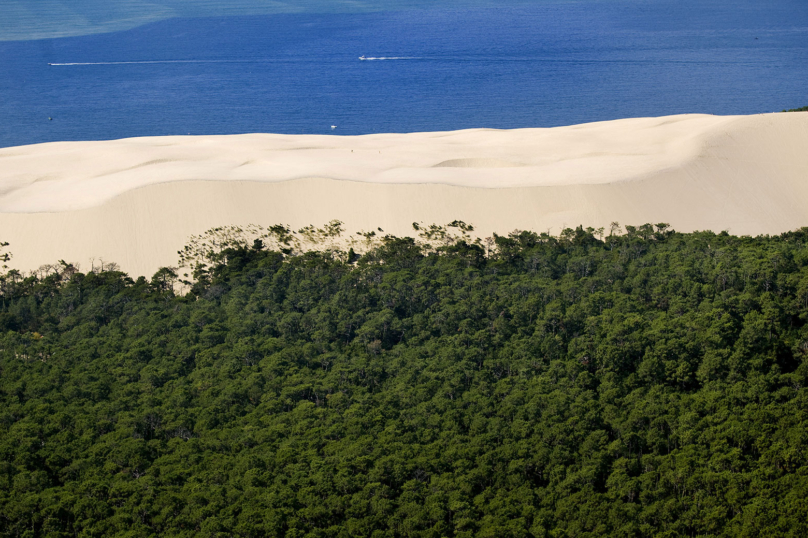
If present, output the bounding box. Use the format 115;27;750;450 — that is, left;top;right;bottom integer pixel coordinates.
0;112;807;277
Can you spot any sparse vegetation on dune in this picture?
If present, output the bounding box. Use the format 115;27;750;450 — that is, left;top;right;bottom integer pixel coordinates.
2;222;808;536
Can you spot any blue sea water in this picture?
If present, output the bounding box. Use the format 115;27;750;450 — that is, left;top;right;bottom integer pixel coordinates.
1;0;807;148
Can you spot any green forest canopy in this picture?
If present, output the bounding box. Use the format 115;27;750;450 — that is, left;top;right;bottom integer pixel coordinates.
1;222;808;537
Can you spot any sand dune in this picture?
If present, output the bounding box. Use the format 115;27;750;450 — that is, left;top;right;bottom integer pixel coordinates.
1;112;807;277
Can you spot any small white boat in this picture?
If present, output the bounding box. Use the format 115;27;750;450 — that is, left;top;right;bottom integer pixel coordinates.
359;55;366;60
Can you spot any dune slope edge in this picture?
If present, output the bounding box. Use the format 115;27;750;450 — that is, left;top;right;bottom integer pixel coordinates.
0;112;806;277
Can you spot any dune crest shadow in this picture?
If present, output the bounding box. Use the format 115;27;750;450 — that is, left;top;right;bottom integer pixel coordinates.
432;158;524;168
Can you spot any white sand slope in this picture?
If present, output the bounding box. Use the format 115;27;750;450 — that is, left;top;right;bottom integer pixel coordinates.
0;112;807;277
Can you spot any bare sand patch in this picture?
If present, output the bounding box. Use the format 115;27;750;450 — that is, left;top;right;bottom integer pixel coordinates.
1;112;806;277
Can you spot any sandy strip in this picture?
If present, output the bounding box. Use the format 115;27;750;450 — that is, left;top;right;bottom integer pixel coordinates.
1;112;807;277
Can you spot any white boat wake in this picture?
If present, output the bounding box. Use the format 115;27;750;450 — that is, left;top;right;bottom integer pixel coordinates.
358;56;417;61
48;60;242;66
48;57;422;66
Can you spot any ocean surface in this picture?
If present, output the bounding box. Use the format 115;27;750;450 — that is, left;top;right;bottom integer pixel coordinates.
1;0;807;148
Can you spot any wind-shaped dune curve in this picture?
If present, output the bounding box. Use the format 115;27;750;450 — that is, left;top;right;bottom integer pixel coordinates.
0;112;806;276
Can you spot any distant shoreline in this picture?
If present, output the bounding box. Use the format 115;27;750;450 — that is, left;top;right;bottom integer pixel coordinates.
0;1;514;42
